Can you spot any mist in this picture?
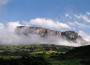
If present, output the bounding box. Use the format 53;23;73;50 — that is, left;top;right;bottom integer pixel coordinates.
0;13;90;47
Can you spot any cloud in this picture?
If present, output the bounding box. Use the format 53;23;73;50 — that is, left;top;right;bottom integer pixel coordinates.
0;20;86;46
30;18;71;30
0;23;4;29
63;13;90;42
74;14;90;23
78;31;90;42
6;22;22;32
0;21;72;45
0;12;90;46
86;12;90;15
0;0;10;6
63;13;90;32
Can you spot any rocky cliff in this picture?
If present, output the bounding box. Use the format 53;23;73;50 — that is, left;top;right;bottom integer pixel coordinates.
15;26;83;42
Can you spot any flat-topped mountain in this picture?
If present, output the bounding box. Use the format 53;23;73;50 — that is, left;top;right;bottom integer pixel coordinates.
15;26;85;43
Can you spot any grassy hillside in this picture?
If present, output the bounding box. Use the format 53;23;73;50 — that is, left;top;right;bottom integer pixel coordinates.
0;44;87;65
63;45;90;65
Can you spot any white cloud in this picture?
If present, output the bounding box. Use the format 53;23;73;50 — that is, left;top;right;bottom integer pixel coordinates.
30;18;71;30
65;13;69;17
0;23;4;29
74;14;90;23
64;13;90;32
0;16;89;46
0;0;10;6
78;31;90;42
81;15;90;23
86;12;90;15
6;21;22;32
73;21;90;28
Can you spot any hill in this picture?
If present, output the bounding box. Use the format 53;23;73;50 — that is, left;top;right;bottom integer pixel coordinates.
63;45;90;65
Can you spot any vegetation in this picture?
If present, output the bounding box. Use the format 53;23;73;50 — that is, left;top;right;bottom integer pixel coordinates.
0;44;89;65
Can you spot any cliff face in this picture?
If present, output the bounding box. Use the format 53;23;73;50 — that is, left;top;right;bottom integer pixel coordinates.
15;26;61;37
61;31;78;41
15;26;82;42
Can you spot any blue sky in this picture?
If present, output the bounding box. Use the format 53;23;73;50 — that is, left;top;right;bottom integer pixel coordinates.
0;0;90;42
0;0;90;22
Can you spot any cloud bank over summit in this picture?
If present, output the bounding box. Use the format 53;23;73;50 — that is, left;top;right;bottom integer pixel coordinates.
0;13;90;46
29;18;71;30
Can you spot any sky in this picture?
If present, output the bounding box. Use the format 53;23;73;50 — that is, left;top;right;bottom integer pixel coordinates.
0;0;90;45
0;0;90;22
0;0;90;33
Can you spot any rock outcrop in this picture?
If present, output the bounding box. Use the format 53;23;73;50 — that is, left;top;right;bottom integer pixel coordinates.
15;26;84;42
61;31;79;41
15;26;61;37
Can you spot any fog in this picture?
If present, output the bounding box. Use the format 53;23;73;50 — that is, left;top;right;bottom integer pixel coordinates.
0;13;90;47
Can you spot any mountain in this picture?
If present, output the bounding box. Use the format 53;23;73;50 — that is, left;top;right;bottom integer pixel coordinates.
15;26;85;43
15;26;61;37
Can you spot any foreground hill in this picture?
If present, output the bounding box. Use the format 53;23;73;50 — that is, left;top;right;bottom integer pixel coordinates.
62;45;90;65
0;44;75;65
0;44;90;65
0;44;89;65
